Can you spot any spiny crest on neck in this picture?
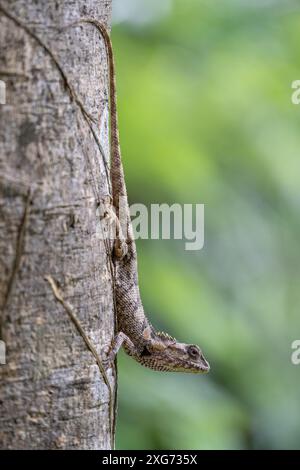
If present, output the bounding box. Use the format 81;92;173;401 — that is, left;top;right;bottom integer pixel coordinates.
156;331;176;342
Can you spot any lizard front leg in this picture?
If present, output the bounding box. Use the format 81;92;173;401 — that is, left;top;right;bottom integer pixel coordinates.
102;332;138;369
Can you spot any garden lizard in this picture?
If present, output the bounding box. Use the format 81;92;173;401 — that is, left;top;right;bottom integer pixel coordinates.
85;20;210;374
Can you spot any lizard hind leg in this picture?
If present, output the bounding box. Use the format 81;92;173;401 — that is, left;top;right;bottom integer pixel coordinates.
113;237;128;260
98;197;128;259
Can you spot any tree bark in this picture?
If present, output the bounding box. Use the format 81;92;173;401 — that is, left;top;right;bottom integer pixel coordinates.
0;0;115;450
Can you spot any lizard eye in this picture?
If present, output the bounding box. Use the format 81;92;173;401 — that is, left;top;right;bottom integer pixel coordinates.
187;345;200;359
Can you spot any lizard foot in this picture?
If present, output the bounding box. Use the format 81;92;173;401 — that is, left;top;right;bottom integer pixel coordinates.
101;344;115;370
101;333;137;369
113;238;128;260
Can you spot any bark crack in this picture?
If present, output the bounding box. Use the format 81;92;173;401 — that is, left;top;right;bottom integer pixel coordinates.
0;188;32;340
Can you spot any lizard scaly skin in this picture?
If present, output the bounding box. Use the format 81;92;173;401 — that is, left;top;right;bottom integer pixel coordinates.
87;20;210;374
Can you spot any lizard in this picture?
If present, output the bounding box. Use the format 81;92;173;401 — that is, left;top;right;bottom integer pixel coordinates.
82;19;210;374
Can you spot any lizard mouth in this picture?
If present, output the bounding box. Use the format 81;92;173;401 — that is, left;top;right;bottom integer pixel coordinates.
182;361;210;373
198;358;210;373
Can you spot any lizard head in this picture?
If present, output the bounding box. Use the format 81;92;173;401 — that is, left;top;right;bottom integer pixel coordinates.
139;331;210;373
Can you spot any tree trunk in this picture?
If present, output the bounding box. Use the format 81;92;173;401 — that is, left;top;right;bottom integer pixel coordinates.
0;0;115;450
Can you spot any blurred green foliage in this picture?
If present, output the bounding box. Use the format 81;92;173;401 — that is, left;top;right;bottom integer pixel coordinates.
112;0;300;449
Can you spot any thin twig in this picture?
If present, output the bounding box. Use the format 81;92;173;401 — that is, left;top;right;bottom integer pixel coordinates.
0;3;110;181
0;188;32;339
0;3;95;123
45;275;113;445
59;20;112;192
45;275;111;388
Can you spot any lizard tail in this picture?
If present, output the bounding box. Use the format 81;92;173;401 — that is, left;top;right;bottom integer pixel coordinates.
69;19;128;216
88;20;127;214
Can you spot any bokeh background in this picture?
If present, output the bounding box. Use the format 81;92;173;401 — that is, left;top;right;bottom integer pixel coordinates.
111;0;300;449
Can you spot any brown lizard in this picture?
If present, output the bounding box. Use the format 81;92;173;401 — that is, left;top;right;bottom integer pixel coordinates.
83;19;210;374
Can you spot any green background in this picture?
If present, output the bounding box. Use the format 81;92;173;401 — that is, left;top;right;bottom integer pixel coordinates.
111;0;300;449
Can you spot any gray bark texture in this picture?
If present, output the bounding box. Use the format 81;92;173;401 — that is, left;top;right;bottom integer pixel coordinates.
0;0;116;450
